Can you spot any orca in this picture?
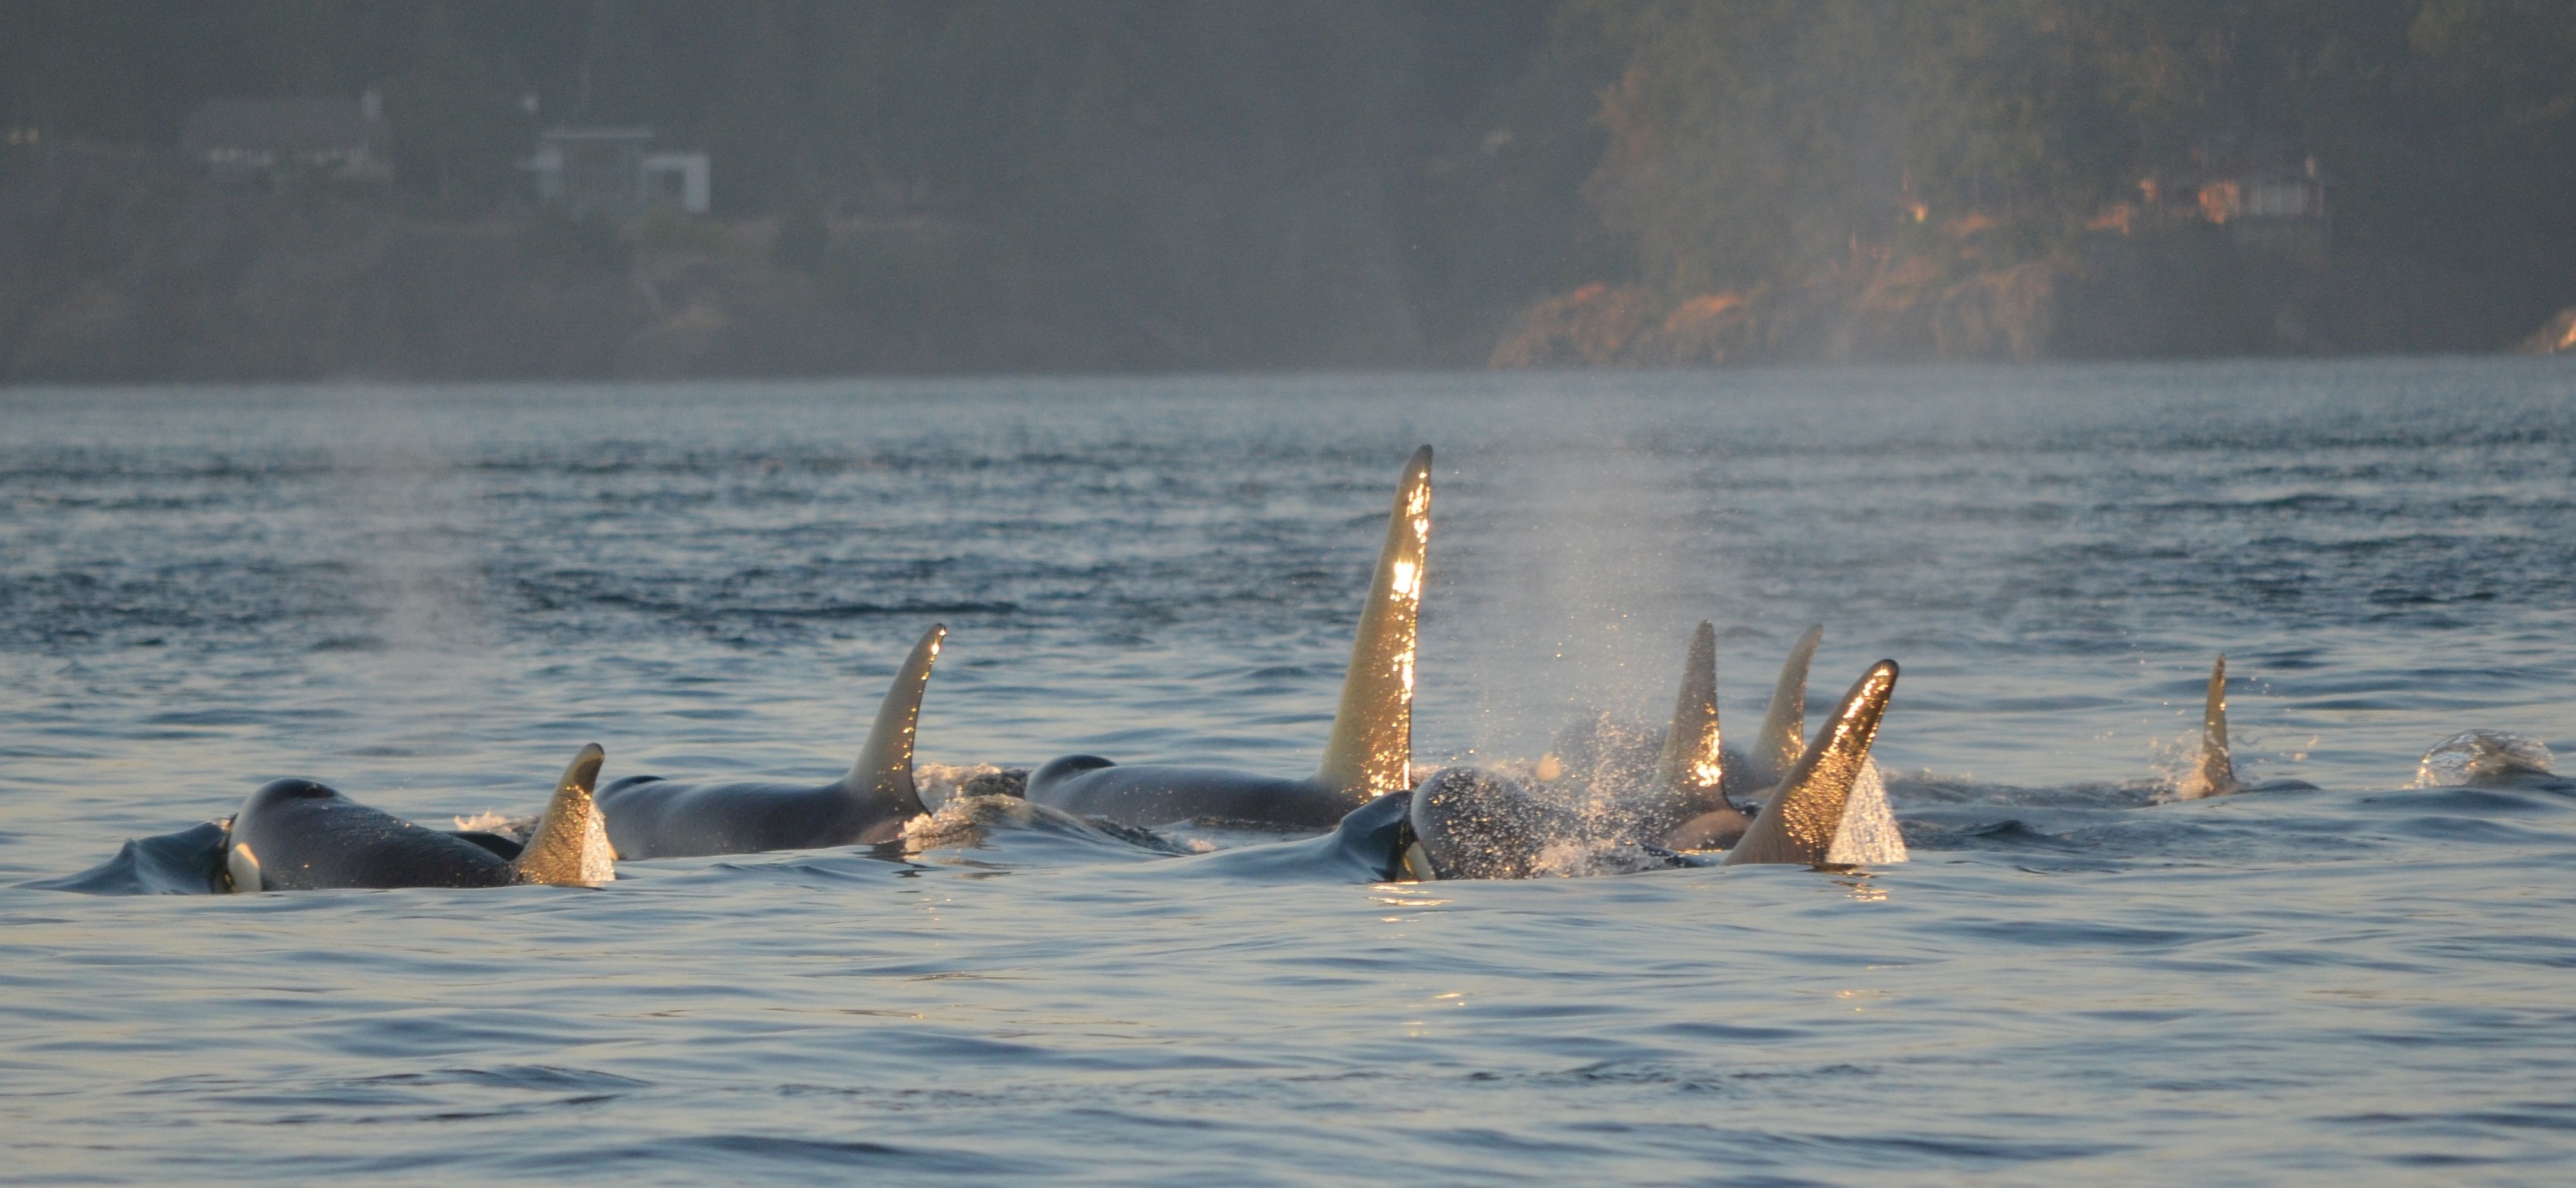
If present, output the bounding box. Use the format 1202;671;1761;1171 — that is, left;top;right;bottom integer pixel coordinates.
1719;661;1899;865
1110;790;1417;883
1734;624;1824;802
1391;659;1900;878
594;624;946;858
1651;621;1753;850
2167;654;2314;799
221;744;612;892
1380;621;1741;871
1541;621;1897;858
1025;447;1432;830
1535;621;1823;824
1709;625;1906;864
2178;654;2242;797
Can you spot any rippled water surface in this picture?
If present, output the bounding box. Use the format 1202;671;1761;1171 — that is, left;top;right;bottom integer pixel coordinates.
5;362;2574;1184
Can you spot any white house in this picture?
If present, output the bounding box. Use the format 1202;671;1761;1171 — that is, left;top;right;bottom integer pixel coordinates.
529;127;710;216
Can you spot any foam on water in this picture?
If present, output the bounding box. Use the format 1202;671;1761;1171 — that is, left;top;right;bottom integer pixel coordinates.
4;361;2575;1184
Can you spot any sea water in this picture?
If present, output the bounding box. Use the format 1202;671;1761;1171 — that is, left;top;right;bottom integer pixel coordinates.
2;361;2572;1184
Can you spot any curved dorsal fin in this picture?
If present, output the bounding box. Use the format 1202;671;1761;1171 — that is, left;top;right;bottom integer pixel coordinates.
515;743;612;886
1315;446;1432;799
1651;621;1726;810
844;624;946;817
1748;625;1824;789
2192;654;2239;796
1725;660;1898;866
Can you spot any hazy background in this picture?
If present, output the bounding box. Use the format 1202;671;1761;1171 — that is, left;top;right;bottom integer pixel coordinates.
4;0;2574;381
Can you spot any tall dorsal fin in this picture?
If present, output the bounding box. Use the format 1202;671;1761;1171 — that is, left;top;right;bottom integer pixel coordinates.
1315;446;1432;799
843;624;945;817
515;743;613;886
1749;625;1823;788
1651;621;1726;810
1725;660;1897;866
2191;654;2239;796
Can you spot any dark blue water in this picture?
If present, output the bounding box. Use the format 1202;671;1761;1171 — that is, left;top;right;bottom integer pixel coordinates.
4;361;2574;1184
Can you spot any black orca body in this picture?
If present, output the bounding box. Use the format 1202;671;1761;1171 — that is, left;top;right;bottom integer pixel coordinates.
1029;447;1433;830
1023;758;1359;831
221;745;611;892
596;625;944;859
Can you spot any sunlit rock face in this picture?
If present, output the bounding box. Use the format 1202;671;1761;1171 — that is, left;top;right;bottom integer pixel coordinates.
2415;731;2556;787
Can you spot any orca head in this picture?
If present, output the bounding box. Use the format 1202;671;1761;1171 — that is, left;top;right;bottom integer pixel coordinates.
1031;754;1118;789
1406;765;1576;880
223;779;343;894
231;779;347;830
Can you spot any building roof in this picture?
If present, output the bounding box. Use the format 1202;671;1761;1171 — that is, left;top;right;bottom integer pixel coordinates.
180;98;388;155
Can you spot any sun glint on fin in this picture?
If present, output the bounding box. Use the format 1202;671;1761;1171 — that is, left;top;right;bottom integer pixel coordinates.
1747;625;1824;789
845;624;947;817
2187;653;2240;798
1654;621;1751;849
515;743;612;886
1725;660;1898;866
1315;445;1433;800
1652;621;1725;806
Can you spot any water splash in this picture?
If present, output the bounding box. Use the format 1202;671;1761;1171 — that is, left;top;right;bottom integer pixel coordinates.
2414;730;2556;787
915;762;1027;810
1825;757;1908;864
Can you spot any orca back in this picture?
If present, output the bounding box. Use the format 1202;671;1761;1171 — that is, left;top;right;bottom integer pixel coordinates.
1161;793;1416;882
1026;759;1353;830
597;775;908;859
226;779;516;891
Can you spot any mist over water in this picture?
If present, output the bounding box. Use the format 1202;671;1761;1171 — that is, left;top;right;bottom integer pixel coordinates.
4;361;2575;1184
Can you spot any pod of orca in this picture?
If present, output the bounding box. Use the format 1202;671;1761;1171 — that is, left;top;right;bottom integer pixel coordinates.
35;445;2562;894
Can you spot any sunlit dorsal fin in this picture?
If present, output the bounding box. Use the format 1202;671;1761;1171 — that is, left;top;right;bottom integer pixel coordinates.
843;624;946;817
1315;445;1432;799
1749;624;1823;788
515;743;612;886
1651;621;1726;809
2195;654;2239;796
1725;661;1898;866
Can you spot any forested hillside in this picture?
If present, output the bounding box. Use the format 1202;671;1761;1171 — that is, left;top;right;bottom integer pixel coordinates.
2;1;2571;379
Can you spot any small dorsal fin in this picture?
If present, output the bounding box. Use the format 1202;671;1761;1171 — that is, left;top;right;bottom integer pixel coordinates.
1315;446;1432;799
2192;654;2239;796
844;624;946;817
515;743;612;886
1725;660;1898;866
1651;621;1726;810
1749;625;1824;789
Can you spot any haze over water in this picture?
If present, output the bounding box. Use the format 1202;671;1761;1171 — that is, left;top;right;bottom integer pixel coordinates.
4;361;2574;1184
